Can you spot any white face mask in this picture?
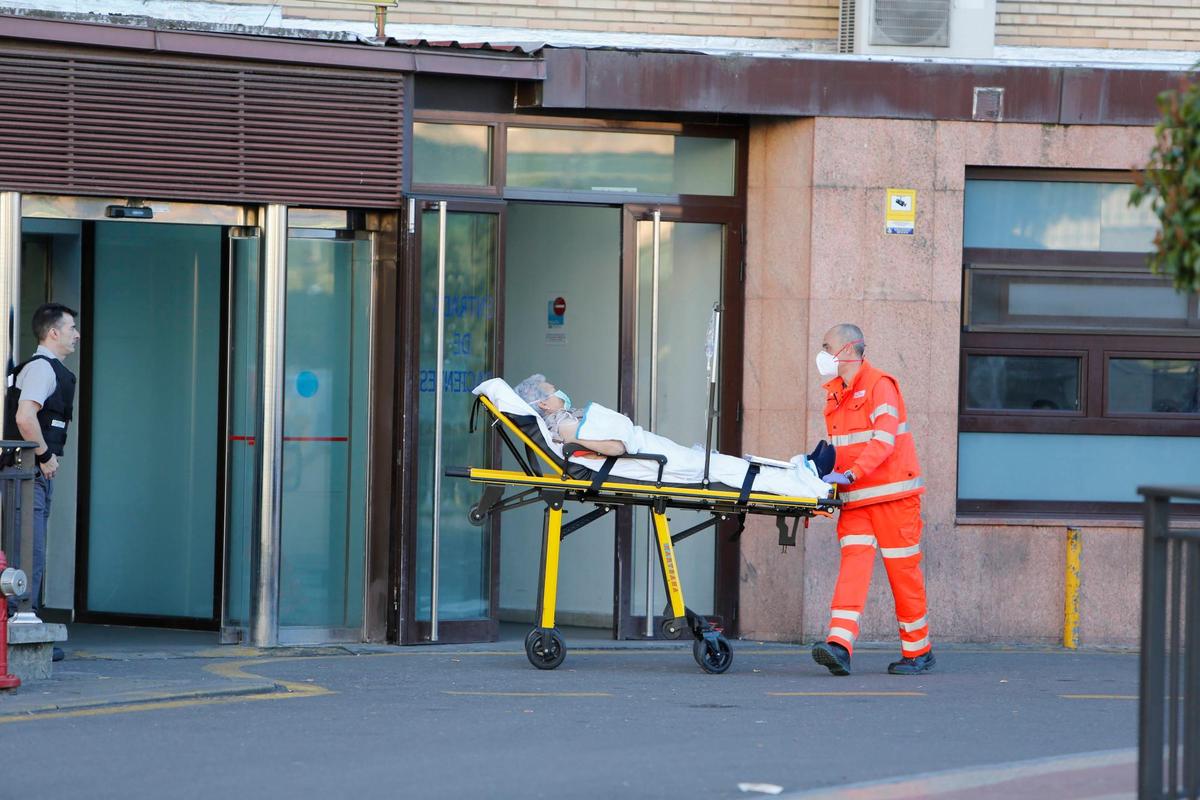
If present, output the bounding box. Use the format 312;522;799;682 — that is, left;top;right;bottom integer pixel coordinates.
816;350;839;378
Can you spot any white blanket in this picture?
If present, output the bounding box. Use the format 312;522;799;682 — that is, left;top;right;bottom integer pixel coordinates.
473;379;830;499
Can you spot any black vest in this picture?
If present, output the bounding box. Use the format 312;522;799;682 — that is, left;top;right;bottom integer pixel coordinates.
4;354;76;456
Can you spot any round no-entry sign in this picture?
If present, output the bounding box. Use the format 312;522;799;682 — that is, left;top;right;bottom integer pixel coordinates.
552;297;566;316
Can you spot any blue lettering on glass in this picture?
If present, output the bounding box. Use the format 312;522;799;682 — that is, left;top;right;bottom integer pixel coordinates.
296;370;319;398
425;294;495;321
418;369;492;393
449;332;472;356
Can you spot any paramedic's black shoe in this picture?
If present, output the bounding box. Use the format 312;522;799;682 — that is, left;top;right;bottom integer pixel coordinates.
811;641;851;676
52;646;64;662
888;650;935;675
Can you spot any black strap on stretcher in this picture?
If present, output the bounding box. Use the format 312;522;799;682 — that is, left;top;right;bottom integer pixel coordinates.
589;456;618;494
738;463;760;504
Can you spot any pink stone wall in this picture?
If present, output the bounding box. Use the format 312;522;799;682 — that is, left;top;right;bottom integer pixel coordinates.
740;116;1155;648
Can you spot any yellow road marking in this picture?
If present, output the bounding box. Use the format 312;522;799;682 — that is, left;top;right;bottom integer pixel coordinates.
443;690;611;698
768;691;927;697
0;657;333;725
1060;694;1137;700
0;687;319;725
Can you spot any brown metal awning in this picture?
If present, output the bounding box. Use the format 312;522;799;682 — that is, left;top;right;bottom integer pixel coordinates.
0;14;548;206
530;48;1188;126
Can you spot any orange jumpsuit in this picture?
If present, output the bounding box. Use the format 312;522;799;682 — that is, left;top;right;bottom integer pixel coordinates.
822;361;930;659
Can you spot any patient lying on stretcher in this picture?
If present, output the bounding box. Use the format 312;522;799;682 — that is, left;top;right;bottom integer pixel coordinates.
508;374;831;499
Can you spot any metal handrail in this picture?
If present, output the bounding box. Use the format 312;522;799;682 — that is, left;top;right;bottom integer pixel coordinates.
1138;484;1200;800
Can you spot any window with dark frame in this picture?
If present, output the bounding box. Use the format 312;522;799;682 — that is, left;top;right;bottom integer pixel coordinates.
958;171;1200;517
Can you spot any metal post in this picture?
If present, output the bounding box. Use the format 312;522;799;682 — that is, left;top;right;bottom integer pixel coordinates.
0;193;36;621
12;466;35;621
1184;539;1200;796
1168;537;1183;795
1138;494;1169;799
702;305;720;486
431;201;447;642
0;194;17;571
645;210;661;638
1063;527;1081;649
251;204;287;648
0;191;19;406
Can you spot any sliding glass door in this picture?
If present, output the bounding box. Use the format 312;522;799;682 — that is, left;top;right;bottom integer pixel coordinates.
618;205;742;639
401;200;502;643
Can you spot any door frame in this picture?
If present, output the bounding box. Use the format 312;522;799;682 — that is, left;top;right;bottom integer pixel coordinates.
395;196;507;645
13;196;249;628
614;204;745;640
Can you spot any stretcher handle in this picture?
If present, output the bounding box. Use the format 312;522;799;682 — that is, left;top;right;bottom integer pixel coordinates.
469;395;484;434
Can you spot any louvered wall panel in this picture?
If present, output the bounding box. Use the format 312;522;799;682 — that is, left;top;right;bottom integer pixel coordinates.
0;46;405;208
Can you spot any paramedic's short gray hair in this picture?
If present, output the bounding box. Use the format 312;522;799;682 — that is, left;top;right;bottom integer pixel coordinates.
832;323;866;358
515;374;551;405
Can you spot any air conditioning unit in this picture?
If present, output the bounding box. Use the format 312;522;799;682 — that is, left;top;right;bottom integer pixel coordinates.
839;0;996;59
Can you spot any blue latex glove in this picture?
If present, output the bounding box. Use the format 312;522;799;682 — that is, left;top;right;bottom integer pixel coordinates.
823;471;853;485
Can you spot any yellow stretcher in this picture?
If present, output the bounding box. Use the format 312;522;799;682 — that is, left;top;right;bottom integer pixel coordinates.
446;395;840;674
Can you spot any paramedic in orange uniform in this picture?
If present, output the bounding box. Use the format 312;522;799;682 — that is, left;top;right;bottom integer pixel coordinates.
810;323;934;676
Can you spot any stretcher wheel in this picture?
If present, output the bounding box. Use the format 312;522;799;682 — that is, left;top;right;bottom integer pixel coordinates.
661;617;685;640
525;629;566;670
467;505;486;526
693;635;733;674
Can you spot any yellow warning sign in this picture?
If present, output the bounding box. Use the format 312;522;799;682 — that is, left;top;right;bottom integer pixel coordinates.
885;188;916;235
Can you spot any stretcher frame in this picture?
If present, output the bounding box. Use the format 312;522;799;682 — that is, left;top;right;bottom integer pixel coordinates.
446;394;840;674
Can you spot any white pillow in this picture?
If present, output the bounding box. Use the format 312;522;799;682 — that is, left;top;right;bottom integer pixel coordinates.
472;378;564;458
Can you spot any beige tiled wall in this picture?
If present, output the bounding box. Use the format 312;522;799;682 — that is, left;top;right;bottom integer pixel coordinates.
230;0;1200;51
273;0;841;38
739;115;1155;647
996;0;1200;50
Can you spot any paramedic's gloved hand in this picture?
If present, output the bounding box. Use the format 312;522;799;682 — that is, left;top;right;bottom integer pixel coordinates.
822;471;854;485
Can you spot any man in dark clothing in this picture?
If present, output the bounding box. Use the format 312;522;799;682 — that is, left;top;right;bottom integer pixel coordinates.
5;304;79;640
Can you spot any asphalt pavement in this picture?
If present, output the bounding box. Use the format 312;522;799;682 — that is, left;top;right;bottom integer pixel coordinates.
0;626;1139;799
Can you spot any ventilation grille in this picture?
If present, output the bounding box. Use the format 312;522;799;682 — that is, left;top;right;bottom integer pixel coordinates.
973;87;1004;121
0;47;405;208
870;0;951;47
838;0;856;54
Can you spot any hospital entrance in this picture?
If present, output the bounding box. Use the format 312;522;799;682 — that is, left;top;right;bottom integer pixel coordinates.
403;197;743;643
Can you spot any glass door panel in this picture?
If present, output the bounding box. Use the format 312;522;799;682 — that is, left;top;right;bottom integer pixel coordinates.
414;205;499;640
631;217;724;632
221;232;260;641
277;234;371;639
500;203;621;632
86;222;222;620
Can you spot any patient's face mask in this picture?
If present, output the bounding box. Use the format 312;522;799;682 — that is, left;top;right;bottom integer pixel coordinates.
816;339;863;379
553;390;572;411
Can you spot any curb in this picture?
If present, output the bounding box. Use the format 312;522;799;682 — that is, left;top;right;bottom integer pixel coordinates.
0;679;284;719
774;748;1138;799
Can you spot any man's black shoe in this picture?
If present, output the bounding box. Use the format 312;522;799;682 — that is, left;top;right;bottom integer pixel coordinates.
52;646;64;662
811;641;851;676
888;650;935;675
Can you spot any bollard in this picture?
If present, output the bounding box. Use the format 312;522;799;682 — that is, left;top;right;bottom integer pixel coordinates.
0;549;25;689
1063;527;1081;650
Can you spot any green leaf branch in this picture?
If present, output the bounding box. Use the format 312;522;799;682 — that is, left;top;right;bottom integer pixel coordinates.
1131;72;1200;294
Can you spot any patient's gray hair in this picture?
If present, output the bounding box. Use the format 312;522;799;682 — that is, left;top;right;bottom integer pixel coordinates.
832;323;866;358
514;373;551;405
